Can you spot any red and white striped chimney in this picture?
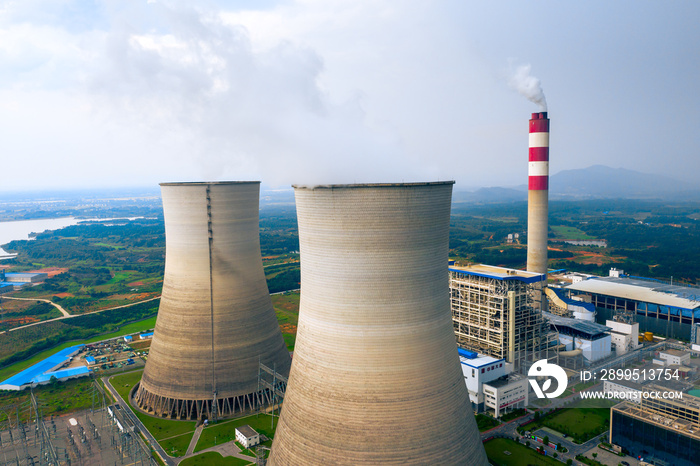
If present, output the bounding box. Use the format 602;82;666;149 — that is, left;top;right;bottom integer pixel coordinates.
527;112;549;274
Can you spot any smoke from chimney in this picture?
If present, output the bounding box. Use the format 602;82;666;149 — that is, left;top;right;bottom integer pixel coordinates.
510;64;547;112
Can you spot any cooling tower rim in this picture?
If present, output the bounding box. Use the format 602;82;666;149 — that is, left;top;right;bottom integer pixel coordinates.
292;181;455;190
159;181;261;186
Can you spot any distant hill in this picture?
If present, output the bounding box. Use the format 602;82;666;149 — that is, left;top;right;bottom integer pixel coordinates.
549;165;699;199
454;166;700;202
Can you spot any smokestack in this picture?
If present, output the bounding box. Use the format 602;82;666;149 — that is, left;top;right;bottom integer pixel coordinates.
527;112;549;274
135;181;291;420
268;182;488;465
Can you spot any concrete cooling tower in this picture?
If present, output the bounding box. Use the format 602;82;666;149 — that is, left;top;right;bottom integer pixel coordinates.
134;181;291;420
268;182;488;465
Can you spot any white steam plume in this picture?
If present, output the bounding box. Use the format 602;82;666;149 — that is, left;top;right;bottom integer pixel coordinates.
509;64;547;112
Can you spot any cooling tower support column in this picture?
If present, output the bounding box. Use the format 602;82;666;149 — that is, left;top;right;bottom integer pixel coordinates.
527;112;550;274
268;182;488;465
134;181;291;420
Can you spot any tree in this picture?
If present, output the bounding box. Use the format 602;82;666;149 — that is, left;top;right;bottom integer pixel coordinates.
567;460;573;466
525;441;530;447
543;435;549;446
592;453;598;459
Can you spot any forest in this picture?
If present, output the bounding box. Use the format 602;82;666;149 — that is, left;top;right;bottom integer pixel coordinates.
4;197;700;373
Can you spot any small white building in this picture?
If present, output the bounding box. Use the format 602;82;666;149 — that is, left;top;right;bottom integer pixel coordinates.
235;425;260;449
482;375;529;418
606;320;640;355
658;349;690;366
459;350;507;413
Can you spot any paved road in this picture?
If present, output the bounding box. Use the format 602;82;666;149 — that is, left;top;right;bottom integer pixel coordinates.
2;295;70;316
481;383;609;466
102;374;174;466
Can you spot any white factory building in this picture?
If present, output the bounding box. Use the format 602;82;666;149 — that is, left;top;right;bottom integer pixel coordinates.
606;320;641;355
545;313;612;362
657;349;691;367
458;348;528;418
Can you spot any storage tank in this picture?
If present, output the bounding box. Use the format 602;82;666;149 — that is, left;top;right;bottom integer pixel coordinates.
134;181;291;420
268;182;488;465
645;332;654;342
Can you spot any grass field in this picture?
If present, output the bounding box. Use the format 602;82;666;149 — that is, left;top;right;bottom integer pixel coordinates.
160;432;196;457
271;291;299;351
195;414;278;453
484;438;562;466
0;315;157;382
109;370;197;448
550;225;596;240
180;452;253;466
539;399;613;443
0;377;96;422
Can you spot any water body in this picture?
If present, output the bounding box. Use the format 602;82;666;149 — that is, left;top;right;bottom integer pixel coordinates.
0;217;81;256
0;217;150;257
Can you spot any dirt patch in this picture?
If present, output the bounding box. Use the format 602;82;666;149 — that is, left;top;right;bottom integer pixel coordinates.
2;317;39;326
279;323;297;334
574;250;627;266
128;340;152;350
52;292;74;298
27;267;68;277
127;281;146;287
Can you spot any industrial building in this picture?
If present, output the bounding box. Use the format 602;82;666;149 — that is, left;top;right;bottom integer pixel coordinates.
135;181;291;420
546;286;596;321
0;270;48;291
545;313;611;362
610;389;700;466
0;345;90;390
458;349;528;418
450;264;557;372
606;319;640;355
566;270;700;340
269;182;488;465
656;349;691;366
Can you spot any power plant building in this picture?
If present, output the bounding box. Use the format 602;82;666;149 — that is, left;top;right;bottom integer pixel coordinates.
566;271;700;341
458;349;529;418
611;390;700;466
450;264;557;372
269;182;488;465
135;181;291;420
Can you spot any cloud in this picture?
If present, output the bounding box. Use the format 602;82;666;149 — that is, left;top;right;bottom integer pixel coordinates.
86;3;428;186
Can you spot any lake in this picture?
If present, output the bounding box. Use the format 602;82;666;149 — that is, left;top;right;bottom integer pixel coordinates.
0;217;81;256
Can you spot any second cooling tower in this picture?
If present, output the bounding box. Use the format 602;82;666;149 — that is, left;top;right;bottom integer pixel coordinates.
135;181;291;420
268;182;488;465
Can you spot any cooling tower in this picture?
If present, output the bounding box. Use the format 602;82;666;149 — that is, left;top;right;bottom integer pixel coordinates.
134;181;291;420
268;182;488;465
527;111;550;274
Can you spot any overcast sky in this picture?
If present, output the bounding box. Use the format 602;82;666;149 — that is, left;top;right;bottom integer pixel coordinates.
1;0;698;192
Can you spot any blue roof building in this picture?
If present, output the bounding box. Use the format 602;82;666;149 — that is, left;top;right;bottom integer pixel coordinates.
0;344;90;391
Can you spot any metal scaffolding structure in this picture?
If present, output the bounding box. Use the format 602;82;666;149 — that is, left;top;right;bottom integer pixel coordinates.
450;265;558;372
